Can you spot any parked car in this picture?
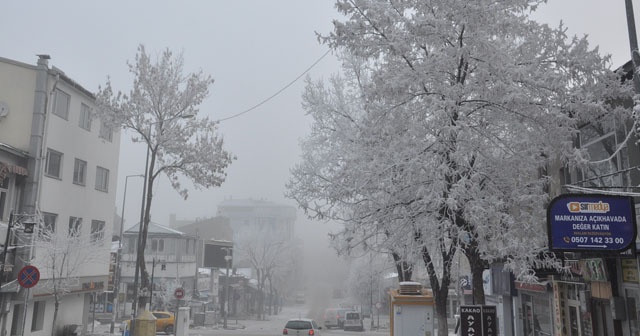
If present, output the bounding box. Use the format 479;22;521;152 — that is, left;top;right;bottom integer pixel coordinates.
323;308;350;329
120;311;175;335
282;318;322;335
343;311;364;331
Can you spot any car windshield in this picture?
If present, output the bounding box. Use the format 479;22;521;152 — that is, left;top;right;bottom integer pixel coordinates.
285;321;312;330
346;313;359;319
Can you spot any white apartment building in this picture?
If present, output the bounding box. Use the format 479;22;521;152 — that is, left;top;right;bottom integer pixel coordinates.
0;55;120;336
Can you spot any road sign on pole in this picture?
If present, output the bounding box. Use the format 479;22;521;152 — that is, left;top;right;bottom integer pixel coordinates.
17;265;40;289
174;287;185;299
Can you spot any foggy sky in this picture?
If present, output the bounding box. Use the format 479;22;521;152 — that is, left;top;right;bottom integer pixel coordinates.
1;1;637;256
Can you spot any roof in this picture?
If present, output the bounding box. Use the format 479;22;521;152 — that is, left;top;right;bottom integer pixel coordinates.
217;198;293;209
123;221;189;237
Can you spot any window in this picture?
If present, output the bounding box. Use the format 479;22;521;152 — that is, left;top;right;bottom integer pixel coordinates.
99;122;113;142
90;220;105;243
151;239;164;252
127;237;136;253
31;301;45;331
68;216;82;236
45;149;63;179
578;121;630;189
52;89;70;119
0;177;8;221
73;159;87;185
95;166;109;192
79;103;92;130
41;212;57;240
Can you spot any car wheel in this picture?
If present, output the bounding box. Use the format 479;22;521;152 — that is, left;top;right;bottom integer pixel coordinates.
164;325;174;334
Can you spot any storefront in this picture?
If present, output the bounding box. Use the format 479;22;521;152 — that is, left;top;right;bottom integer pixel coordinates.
516;280;553;336
621;256;640;336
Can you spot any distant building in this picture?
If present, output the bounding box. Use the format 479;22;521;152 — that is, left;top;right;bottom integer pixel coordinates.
119;222;197;313
216;198;296;242
171;216;233;305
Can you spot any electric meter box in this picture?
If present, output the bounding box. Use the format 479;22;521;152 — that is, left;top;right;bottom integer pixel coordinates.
390;282;435;336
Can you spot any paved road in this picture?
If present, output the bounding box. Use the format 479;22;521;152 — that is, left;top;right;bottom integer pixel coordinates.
188;304;390;336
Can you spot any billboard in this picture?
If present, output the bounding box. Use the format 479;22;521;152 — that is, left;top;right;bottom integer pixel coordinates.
203;240;233;268
547;194;637;253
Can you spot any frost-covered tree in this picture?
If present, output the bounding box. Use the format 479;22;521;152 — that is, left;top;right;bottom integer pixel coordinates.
96;45;233;310
288;1;630;334
36;215;107;336
234;227;293;320
345;252;394;316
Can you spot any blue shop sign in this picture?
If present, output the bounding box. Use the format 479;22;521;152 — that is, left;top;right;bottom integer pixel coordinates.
547;194;637;252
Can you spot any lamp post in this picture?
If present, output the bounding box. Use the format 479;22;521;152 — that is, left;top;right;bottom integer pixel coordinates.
110;174;143;333
223;248;232;329
131;114;195;322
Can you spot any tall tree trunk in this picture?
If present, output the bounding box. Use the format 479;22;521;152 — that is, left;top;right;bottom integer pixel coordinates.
391;251;413;281
464;238;486;305
422;242;454;336
50;296;59;336
137;150;158;311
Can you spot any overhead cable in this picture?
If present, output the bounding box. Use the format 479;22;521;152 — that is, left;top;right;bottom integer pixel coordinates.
216;49;332;123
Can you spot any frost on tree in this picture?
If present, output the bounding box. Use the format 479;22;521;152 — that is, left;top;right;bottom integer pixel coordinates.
96;44;233;310
288;1;630;335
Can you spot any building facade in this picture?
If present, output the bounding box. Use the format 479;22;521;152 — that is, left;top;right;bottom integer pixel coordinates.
0;55;120;336
216;198;296;244
119;222;197;315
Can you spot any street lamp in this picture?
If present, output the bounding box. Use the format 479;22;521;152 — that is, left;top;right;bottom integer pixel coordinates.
222;248;232;329
110;174;143;333
132;114;195;321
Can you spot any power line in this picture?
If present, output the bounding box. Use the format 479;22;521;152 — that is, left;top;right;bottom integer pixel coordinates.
215;49;332;123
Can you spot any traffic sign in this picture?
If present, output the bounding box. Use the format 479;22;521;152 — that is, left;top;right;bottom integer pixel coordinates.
17;265;40;289
174;287;185;299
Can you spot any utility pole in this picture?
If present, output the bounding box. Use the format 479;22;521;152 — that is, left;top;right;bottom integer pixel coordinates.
223;248;232;329
626;0;640;93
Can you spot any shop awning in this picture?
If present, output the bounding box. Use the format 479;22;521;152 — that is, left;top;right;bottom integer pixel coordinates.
0;162;28;180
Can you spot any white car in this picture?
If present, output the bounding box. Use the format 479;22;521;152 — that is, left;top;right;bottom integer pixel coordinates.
283;318;322;335
343;311;364;331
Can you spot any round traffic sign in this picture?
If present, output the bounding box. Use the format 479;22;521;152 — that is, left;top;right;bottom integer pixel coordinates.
17;265;40;289
174;287;185;299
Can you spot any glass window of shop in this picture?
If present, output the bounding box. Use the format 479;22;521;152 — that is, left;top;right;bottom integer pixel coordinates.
626;288;640;336
522;293;553;336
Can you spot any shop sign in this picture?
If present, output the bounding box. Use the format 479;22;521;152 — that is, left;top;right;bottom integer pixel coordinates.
515;281;547;293
621;259;638;283
547;194;637;253
581;258;607;282
460;306;482;336
460;305;497;336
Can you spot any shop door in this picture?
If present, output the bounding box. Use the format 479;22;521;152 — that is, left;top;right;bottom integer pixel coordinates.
592;299;613;336
523;301;535;336
566;284;582;336
568;305;581;336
